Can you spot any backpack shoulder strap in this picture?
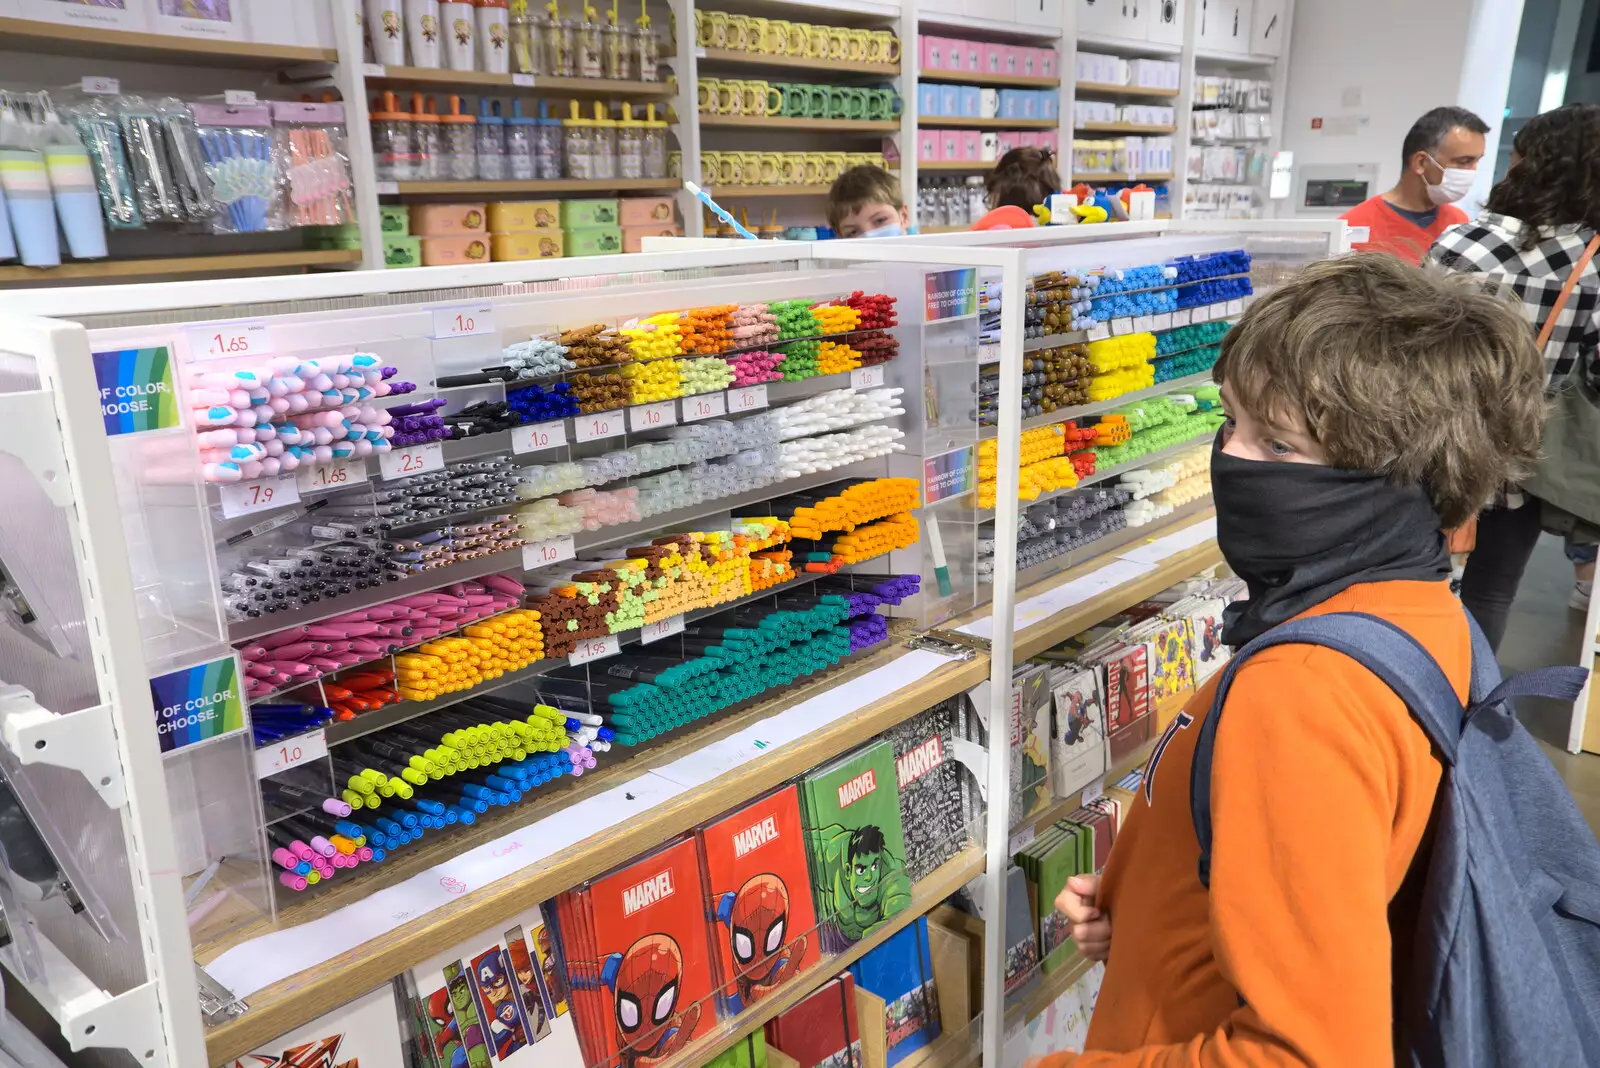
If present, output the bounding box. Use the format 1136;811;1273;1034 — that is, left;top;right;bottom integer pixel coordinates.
1188;612;1465;888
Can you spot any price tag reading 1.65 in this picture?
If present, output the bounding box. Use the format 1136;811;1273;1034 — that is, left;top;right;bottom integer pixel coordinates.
297;457;369;495
640;615;685;644
522;536;576;570
219;475;300;519
574;410;624;442
682;392;726;422
255;729;328;780
512;419;567;454
726;385;767;414
189;319;273;361
629;400;677;432
569;634;620;665
379;441;445;481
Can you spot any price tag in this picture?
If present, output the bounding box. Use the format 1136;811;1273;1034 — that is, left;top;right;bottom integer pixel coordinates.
574;409;624;442
694;46;707;57
219;475;299;519
1153;312;1173;330
81;75;120;95
375;181;399;195
1193;305;1212;322
629;401;677;433
512;419;567;454
978;344;1000;365
254;729;328;779
726;385;767;414
569;633;620;665
850;365;885;390
1172;308;1191;326
1089;322;1111;341
1008;824;1036;856
431;304;496;339
522;536;576;570
512;73;535;86
224;89;258;106
1080;775;1106;805
1227;298;1245;316
379;441;444;480
297;457;368;494
1111;318;1134;336
189;319;273;361
640;615;684;644
682;392;726;422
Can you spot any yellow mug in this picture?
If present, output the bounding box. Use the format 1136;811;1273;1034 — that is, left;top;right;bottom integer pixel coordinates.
697;77;721;112
826;27;847;59
739;152;765;183
845;29;869;61
668;150;682;178
726;13;749;50
804;24;827;58
748;17;769;53
718;155;742;185
741;80;780;116
801;153;821;184
707;11;728;48
820;152;846;182
781;155;805;183
716;80;743;115
787;21;809;55
871;31;900;63
766;19;790;54
693;10;708;47
758;153;782;183
700;150;719;177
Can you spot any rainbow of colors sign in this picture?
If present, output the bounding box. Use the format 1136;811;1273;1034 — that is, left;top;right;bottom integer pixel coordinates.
149;655;245;754
93;346;180;436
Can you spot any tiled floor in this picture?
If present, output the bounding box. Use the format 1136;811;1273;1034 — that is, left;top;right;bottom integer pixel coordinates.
1494;535;1600;835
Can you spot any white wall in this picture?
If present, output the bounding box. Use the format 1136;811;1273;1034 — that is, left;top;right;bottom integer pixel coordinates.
1278;0;1524;217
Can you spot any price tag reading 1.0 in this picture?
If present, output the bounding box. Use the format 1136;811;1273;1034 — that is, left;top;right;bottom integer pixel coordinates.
1089;323;1111;341
297;457;368;495
850;365;885;390
629;401;676;433
190;320;273;361
640;615;685;645
1227;298;1245;316
254;729;328;780
219;475;300;520
512;419;567;454
522;536;576;570
430;303;496;339
379;441;445;481
574;409;624;443
727;385;768;413
569;633;620;665
1111;318;1134;336
682;392;726;422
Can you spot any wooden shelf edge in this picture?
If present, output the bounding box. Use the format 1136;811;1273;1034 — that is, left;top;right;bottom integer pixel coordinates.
692;47;901;77
200;643;989;1064
708;185;836;197
699;115;901;132
1076;123;1177;134
919;70;1061;89
390;179;680;195
368;66;676;96
0;249;359;283
0;16;336;66
1074;81;1180;98
920;117;1057;129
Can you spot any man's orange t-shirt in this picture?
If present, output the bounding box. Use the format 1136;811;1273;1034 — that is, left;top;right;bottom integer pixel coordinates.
1037;579;1465;1068
1341;195;1467;264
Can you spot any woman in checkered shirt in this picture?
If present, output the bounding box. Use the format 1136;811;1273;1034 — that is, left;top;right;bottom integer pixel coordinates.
1428;103;1600;649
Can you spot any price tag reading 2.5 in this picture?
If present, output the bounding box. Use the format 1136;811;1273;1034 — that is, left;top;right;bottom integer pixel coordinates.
255;729;328;779
512;419;567;454
522;536;576;570
726;385;767;414
219;475;300;519
379;441;445;481
297;457;369;495
569;634;620;665
574;410;624;442
629;401;676;432
682;393;726;422
640;615;685;644
430;303;496;339
189;320;273;361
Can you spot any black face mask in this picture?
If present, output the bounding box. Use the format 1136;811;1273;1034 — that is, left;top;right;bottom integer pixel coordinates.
1211;431;1452;646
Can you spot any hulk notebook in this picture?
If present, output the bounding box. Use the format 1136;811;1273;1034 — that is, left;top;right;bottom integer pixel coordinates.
800;740;911;953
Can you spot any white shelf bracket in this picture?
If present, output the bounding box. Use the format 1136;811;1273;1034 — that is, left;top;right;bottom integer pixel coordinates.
0;390;73;507
0;686;126;809
59;980;168;1066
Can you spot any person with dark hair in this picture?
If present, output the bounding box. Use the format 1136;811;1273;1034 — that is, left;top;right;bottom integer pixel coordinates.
1430;102;1600;643
1341;105;1489;263
969;147;1062;230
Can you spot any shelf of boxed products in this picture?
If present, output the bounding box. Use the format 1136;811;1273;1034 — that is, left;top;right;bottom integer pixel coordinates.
385;178;680;196
688;47;901;78
699;115;902;133
0;16;337;66
920;116;1056;130
1075;122;1176;135
1074;81;1179;99
199;630;990;1063
363;64;676;98
979;370;1217;440
0;248;362;284
918;70;1060;90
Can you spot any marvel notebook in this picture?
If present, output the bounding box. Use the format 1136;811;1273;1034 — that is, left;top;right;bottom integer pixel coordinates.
800;741;911;953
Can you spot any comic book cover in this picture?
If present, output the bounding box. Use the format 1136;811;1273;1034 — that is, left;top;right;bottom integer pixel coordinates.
1099;644;1150;762
410;906;584;1068
766;974;862;1068
228;984;407;1068
799;741;911;954
1146;619;1195;701
1048;665;1108;799
1011;665;1054;823
883;699;970;883
697;785;822;1016
1002;865;1040;996
848;916;941;1066
1185;598;1231;680
567;837;720;1068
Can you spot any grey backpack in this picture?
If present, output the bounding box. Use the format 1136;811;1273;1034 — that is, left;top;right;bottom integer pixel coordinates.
1189;610;1600;1067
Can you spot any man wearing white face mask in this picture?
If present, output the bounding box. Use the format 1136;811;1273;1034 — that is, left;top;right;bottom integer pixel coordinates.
1341;106;1489;264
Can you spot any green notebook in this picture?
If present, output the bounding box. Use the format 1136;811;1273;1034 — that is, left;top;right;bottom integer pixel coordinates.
801;740;912;954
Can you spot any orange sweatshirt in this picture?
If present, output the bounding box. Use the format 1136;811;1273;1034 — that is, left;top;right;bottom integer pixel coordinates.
1040;579;1466;1068
1340;196;1466;265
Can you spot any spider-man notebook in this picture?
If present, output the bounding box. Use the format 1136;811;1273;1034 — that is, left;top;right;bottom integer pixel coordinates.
1047;665;1107;799
560;837;720;1068
407;905;582;1068
697;785;821;1017
765;973;862;1068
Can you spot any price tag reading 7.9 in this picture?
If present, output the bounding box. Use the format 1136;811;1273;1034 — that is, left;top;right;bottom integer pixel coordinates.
189;320;273;361
629;401;677;432
430;303;496;339
296;457;369;495
682;392;726;422
219;475;300;519
522;536;576;570
569;634;620;665
254;729;329;779
574;410;624;442
379;441;445;481
512;420;567;454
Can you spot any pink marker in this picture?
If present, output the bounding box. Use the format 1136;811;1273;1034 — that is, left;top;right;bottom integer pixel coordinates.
271;847;300;870
278;872;309;891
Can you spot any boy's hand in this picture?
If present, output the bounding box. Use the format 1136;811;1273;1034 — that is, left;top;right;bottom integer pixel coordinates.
1055;874;1111;962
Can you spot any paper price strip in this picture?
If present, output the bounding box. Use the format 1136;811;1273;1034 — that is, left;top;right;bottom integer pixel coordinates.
726;385;767;414
1227;298;1245;316
522;536;575;570
682;392;726;422
574;409;624;442
430;303;496;339
378;441;444;480
629;401;676;432
219;475;299;519
512;419;567;454
296;457;368;495
569;633;620;665
82;75;120;95
189;319;272;361
850;365;885;390
640;615;685;644
255;729;328;779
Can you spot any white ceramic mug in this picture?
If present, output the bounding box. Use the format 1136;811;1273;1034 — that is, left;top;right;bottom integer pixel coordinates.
440;0;476;70
365;0;406;64
404;0;441;67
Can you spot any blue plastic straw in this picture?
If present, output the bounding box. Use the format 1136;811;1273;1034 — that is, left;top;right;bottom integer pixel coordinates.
684;181;758;240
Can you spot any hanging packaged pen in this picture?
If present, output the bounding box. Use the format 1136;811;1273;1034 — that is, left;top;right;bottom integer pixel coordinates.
270;101;355;228
117;95;185;223
190;102;283;234
155;98;213;223
65;97;141;230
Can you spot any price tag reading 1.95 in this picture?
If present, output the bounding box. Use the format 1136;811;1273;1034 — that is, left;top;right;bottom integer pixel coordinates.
297;456;369;495
569;634;621;665
574;410;624;442
379;441;445;481
522;536;576;570
255;729;329;780
629;400;677;432
512;419;567;454
219;475;300;519
189;319;273;361
726;385;767;414
850;365;885;390
640;615;685;644
682;392;726;422
430;303;497;339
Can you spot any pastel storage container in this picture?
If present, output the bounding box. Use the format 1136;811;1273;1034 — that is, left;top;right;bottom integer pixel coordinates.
918;83;941;117
488;200;561;230
922;36;945;71
504;99;536;179
1039;48;1057;79
939;37;964;72
938;129;959;161
999;91;1022;119
560;197;619;227
380;204;411;234
565;225;622;256
1020;48;1037;78
918;129;938;162
615;103;646;180
962;39;982;73
938;85;960;117
370;91;418;181
384;235;423;267
420;234;491;264
1002;46;1021;75
439;95;477;180
412;202;488;233
960;130;981;161
492;231;564;259
475;98;507;179
958;86;980;118
1040;92;1058;121
983;43;1003;76
622;224;680;253
532;100;563;180
619;195;675;226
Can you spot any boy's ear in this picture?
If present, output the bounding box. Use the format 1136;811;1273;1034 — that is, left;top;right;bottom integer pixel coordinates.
900;203;911;229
